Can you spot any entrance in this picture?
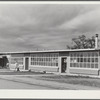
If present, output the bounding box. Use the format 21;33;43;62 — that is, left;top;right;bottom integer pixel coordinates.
0;56;9;68
25;58;29;70
61;57;67;73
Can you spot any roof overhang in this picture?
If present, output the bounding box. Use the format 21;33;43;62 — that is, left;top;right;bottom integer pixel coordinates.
0;48;99;54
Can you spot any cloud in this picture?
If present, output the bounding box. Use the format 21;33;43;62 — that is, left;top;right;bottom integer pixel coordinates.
59;6;100;29
0;4;99;51
58;6;100;39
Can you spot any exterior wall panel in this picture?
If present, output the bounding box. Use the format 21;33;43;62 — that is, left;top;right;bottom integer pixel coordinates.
24;53;30;57
59;52;69;56
11;54;24;57
29;66;59;72
69;68;98;75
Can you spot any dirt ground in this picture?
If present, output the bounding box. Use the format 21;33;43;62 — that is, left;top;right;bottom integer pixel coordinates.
1;71;100;88
21;74;100;88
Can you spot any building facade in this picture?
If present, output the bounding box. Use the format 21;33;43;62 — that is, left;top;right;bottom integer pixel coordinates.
6;48;100;76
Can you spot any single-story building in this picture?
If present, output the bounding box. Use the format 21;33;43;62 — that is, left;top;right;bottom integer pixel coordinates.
0;34;100;76
5;48;99;76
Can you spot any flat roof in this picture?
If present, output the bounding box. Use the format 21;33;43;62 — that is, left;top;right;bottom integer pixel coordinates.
1;48;100;54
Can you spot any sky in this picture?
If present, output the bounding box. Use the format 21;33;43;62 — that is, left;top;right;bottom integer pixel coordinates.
0;4;100;52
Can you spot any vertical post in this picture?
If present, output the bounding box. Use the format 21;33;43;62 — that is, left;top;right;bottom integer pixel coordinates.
98;51;100;75
9;55;11;70
95;34;98;49
58;57;62;74
23;57;25;70
98;57;100;75
29;57;30;70
66;56;70;75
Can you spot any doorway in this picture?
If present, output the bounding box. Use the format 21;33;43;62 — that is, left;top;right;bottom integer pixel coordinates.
61;57;67;73
25;58;29;70
0;56;9;68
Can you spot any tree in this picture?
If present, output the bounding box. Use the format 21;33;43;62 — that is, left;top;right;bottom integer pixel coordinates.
67;35;96;49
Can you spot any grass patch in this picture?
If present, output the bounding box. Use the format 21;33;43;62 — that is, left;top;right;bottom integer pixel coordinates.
0;71;47;75
34;75;100;88
1;70;100;88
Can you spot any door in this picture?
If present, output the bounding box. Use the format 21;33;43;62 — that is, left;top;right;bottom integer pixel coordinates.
61;57;67;73
25;58;29;70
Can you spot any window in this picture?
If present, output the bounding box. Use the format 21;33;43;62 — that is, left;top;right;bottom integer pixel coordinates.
11;57;24;65
30;53;59;67
70;51;99;69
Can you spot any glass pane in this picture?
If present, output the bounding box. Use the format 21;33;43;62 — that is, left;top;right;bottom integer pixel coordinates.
91;64;94;68
80;53;83;57
92;52;94;57
88;53;91;57
80;58;83;62
95;58;98;62
70;63;72;67
76;53;79;57
95;52;98;57
70;54;72;57
77;63;79;67
88;58;90;62
84;52;88;57
77;58;80;62
80;63;82;67
56;63;58;66
84;63;86;68
91;58;94;62
73;63;76;67
84;58;87;62
87;63;90;68
82;63;84;68
95;64;98;68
